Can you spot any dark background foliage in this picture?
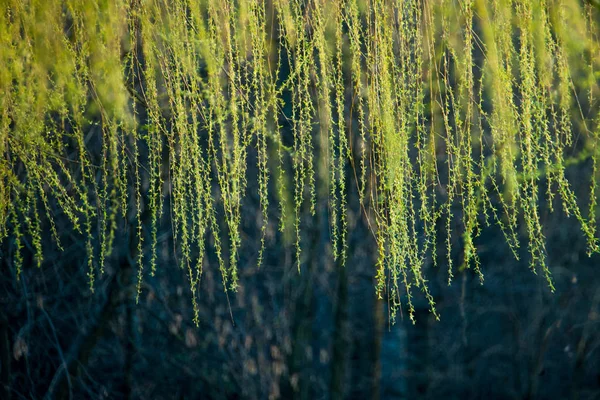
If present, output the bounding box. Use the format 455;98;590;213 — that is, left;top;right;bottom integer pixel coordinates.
1;2;600;400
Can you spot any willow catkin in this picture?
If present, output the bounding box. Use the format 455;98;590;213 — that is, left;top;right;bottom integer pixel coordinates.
346;0;367;206
312;0;339;260
334;0;348;266
516;0;551;287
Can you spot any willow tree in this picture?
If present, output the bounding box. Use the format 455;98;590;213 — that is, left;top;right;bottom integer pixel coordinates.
1;0;599;325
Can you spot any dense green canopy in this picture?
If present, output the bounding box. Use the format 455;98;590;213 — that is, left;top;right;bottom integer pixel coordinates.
1;0;599;324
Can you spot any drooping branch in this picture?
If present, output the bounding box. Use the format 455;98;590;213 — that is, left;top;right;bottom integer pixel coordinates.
1;0;599;324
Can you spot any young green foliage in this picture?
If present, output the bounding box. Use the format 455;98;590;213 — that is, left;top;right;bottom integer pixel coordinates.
1;0;599;324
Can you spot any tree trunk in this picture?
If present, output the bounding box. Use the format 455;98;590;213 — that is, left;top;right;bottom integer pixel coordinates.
330;255;348;400
371;296;384;400
0;313;10;400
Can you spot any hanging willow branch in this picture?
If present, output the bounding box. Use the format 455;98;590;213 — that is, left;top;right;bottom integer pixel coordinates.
1;0;599;324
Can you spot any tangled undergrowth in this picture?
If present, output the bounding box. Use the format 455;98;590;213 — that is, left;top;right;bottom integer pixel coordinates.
1;0;599;324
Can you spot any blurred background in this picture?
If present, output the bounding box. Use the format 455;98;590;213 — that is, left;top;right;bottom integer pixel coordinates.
1;0;600;399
